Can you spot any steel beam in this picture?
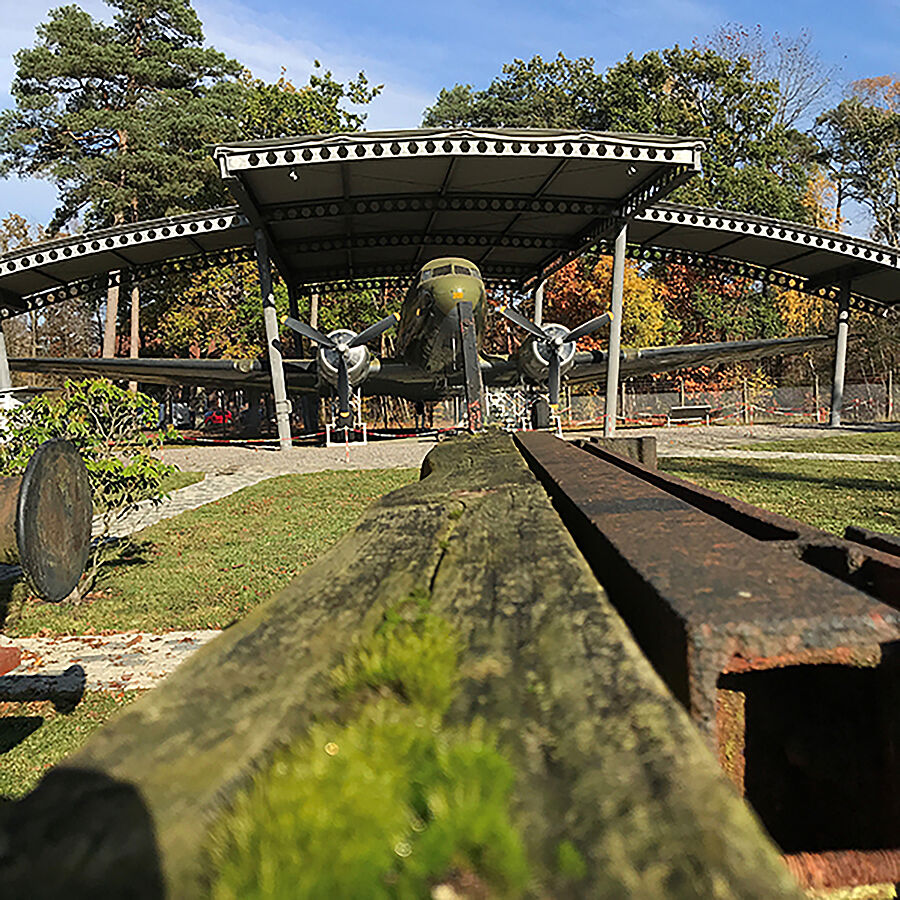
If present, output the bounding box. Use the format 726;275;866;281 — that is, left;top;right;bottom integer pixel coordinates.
516;431;900;892
830;279;851;427
603;221;627;437
254;229;292;450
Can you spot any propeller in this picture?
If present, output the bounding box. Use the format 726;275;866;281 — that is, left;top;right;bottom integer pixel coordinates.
283;313;397;420
500;306;613;407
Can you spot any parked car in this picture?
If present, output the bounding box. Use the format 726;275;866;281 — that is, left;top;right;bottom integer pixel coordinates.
203;407;233;428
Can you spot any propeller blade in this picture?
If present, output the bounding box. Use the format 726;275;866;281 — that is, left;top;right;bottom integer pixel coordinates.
499;305;550;341
563;312;613;343
282;317;336;349
337;355;351;416
348;313;398;348
548;351;561;408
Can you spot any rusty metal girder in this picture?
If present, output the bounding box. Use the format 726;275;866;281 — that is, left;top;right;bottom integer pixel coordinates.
515;431;900;892
577;437;900;607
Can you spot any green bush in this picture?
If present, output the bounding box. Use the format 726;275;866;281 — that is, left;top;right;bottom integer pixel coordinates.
0;378;175;595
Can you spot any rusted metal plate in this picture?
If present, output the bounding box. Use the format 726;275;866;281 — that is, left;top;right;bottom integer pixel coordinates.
845;524;900;559
0;477;21;562
515;431;900;891
17;439;92;602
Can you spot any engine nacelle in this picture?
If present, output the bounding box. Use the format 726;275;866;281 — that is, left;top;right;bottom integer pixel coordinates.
517;323;576;383
317;329;372;388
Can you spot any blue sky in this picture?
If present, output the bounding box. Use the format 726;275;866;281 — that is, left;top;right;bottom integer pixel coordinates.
2;0;898;231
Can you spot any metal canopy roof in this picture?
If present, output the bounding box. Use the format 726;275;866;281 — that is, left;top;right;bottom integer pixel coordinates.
213;128;702;286
0;128;897;319
626;203;900;317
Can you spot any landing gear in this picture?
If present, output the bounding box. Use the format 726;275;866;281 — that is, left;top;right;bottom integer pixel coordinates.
325;390;368;447
531;397;551;430
457;300;485;432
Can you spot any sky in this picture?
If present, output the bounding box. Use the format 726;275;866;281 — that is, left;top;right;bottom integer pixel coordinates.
1;0;898;232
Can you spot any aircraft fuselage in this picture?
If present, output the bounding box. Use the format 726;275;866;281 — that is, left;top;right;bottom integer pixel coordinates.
396;257;486;375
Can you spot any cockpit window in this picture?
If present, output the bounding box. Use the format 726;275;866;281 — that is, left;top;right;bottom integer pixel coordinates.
454;265;475;276
432;264;453;276
420;269;433;281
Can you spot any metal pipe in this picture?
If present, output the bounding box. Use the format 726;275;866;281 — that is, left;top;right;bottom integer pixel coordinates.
604;221;627;437
254;229;293;450
830;279;851;427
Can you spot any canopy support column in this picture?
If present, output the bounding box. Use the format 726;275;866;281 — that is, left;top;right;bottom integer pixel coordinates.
829;279;851;428
534;280;545;328
0;320;11;393
604;221;627;437
254;229;292;450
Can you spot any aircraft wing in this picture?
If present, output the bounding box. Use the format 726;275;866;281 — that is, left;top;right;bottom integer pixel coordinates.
7;355;446;401
565;334;834;384
8;356;319;392
10;333;832;400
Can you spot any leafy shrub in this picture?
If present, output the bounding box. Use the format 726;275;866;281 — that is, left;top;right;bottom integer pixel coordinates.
0;378;175;595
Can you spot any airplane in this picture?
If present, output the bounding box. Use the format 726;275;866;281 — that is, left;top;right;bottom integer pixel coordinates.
9;255;833;430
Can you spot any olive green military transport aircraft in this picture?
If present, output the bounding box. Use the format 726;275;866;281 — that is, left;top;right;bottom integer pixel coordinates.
10;255;832;424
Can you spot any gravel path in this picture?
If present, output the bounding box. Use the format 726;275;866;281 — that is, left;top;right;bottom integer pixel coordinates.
4;630;221;692
577;422;899;457
156;434;438;476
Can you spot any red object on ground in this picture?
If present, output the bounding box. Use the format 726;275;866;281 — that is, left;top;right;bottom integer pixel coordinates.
0;641;22;676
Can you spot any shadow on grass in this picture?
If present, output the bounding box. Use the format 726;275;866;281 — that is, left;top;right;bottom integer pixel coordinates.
91;538;154;582
665;459;900;495
0;717;43;753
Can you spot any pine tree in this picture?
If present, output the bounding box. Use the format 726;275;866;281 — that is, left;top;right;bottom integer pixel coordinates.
0;0;243;357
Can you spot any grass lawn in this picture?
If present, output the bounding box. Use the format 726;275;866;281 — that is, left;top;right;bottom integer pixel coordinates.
3;467;417;637
660;457;900;536
158;469;205;493
737;430;900;455
0;692;141;798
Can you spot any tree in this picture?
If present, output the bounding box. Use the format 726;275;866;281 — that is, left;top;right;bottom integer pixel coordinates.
543;257;667;349
705;24;837;128
424;48;816;221
816;81;900;247
423;54;605;129
240;66;380;140
0;378;174;598
0;0;242;228
603;47;816;220
0;0;244;362
144;61;383;359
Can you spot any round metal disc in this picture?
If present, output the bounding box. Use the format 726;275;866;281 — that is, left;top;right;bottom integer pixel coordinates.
16;439;93;602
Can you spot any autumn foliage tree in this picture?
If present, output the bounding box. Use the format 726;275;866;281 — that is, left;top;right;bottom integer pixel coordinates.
542;257;667;349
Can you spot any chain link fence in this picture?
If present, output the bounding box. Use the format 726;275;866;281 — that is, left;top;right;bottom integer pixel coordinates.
564;380;898;426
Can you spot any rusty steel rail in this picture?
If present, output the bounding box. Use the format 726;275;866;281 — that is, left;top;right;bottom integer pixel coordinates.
515;431;900;894
578;437;900;607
